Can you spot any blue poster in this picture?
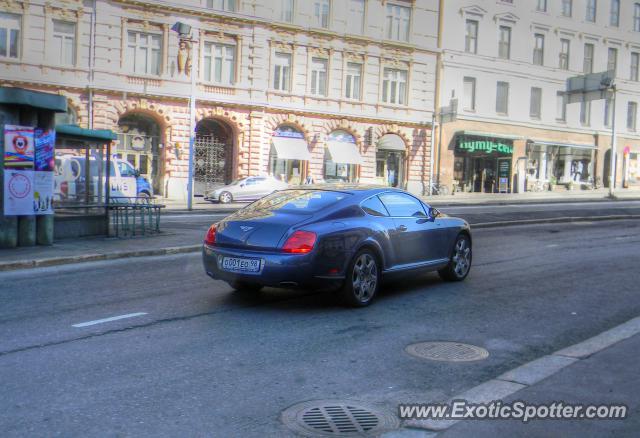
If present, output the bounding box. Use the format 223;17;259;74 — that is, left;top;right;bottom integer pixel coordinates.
35;129;56;171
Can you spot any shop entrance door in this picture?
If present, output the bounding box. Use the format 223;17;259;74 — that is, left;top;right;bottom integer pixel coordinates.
472;158;497;193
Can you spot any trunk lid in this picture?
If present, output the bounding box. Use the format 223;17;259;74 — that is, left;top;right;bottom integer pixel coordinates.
216;210;312;250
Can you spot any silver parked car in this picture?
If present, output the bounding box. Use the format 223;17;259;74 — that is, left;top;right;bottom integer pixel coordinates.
204;176;289;204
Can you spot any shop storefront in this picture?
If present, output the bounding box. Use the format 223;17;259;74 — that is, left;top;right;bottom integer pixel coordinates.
269;126;311;184
376;133;406;187
526;140;596;189
452;132;514;193
323;130;363;183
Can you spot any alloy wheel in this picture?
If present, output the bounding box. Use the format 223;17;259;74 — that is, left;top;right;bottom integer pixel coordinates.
452;237;471;278
351;253;378;303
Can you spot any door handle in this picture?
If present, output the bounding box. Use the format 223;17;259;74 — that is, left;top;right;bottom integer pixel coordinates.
398;225;408;232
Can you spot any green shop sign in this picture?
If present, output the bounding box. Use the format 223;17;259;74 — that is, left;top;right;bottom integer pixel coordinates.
457;137;513;155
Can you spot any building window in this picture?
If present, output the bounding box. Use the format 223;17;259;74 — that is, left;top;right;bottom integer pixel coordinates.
0;12;20;59
496;81;509;115
345;62;362;100
635;3;640;32
556;91;567;121
530;87;542;119
348;0;365;34
314;0;330;28
536;0;547;12
382;67;407;105
310;57;328;96
562;0;572;17
385;3;411;42
279;0;294;22
126;31;162;76
580;100;591;126
628;102;638;131
465;20;478;54
203;42;235;85
533;34;544;66
607;47;617;73
498;26;511;59
273;52;291;91
631;52;639;81
207;0;237;12
610;0;620;26
463;77;476;111
52;20;76;66
583;43;594;73
586;0;597;22
559;39;570;70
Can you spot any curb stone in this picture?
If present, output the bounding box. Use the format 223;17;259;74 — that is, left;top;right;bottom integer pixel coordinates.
0;245;201;272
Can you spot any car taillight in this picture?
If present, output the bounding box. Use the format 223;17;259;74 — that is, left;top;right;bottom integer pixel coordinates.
282;230;316;254
204;224;217;246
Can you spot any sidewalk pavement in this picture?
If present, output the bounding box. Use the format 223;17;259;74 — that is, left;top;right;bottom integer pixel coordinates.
389;316;640;437
437;327;640;436
161;188;640;213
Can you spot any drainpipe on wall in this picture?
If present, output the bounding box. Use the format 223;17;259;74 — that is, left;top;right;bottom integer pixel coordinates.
88;0;96;129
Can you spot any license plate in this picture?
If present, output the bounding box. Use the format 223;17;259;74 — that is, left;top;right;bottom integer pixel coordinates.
220;256;262;273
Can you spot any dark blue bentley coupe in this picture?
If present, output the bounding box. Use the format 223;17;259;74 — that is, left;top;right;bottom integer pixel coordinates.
202;185;472;306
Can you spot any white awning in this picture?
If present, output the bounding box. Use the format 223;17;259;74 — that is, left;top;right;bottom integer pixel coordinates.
271;137;312;161
377;133;406;151
326;141;364;165
529;140;596;150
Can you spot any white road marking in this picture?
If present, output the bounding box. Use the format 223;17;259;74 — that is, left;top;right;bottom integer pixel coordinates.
546;244;559;248
72;312;148;328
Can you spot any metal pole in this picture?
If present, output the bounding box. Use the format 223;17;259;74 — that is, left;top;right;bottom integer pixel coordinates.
429;114;436;196
187;37;196;211
609;85;617;197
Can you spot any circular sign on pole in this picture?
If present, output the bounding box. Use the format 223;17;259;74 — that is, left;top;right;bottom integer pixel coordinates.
8;173;32;199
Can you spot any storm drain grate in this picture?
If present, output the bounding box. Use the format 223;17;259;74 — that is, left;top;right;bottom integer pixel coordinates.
282;400;399;437
406;341;489;362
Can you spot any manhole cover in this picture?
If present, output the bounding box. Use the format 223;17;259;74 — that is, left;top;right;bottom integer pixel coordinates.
405;341;489;362
282;399;399;437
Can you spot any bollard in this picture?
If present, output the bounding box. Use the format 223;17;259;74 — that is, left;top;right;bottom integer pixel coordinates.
18;215;36;246
37;215;54;245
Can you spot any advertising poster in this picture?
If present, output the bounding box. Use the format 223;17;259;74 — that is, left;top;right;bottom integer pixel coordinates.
35;129;56;171
33;171;54;215
4;125;35;169
3;169;35;216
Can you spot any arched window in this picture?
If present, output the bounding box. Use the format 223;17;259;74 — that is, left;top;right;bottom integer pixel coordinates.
117;113;162;193
269;125;311;184
324;130;363;183
376;133;406;188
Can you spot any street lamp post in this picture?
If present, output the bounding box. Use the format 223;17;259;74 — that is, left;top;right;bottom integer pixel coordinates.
172;22;197;211
609;85;617;197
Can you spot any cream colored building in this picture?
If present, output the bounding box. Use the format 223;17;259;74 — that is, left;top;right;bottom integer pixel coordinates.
0;0;440;200
436;0;640;193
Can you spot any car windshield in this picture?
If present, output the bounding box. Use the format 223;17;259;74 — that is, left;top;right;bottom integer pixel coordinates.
244;190;350;214
229;178;246;186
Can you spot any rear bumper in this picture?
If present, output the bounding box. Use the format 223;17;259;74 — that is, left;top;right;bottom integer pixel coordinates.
202;244;344;289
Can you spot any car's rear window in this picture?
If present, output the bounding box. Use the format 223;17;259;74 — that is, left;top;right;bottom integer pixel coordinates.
247;190;350;214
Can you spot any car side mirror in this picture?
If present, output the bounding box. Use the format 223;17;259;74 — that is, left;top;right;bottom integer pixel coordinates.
428;207;440;221
134;169;140;177
240;183;245;188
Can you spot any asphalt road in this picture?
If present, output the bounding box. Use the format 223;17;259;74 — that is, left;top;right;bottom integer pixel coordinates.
1;220;639;436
